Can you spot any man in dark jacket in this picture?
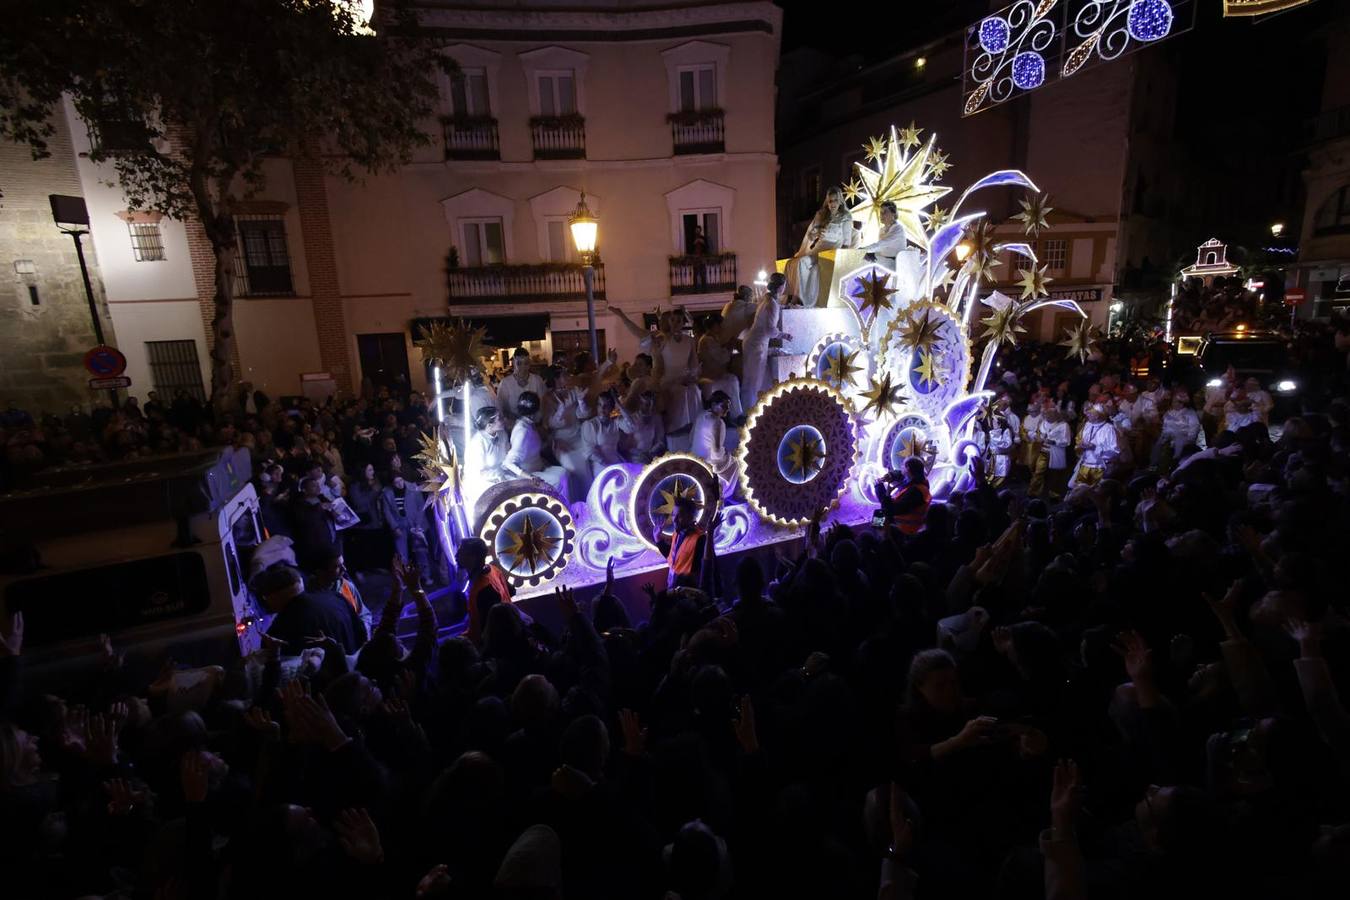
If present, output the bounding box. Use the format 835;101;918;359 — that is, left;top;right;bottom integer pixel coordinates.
255;565;365;655
292;475;341;572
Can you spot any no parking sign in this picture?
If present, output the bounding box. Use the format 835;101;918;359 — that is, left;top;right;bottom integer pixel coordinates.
83;345;127;378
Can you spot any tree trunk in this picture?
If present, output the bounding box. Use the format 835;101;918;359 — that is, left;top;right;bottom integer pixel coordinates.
209;237;237;413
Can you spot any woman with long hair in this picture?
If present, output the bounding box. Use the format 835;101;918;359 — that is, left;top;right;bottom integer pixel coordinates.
786;185;857;306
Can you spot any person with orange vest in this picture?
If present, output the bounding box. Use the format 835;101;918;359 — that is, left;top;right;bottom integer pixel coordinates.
650;495;715;591
877;457;931;535
311;549;372;639
456;536;517;643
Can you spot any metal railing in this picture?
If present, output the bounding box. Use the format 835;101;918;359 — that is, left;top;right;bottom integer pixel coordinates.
443;116;500;160
669;109;725;155
669;253;737;295
530;116;586;159
448;263;606;304
1304;105;1350;145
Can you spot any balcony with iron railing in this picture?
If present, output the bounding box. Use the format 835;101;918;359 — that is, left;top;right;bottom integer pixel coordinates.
530;115;586;160
669;108;725;155
442;115;500;161
1304;104;1350;146
448;263;606;304
669;252;737;295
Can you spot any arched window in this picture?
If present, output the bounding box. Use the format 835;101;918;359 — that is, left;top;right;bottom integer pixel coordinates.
1313;185;1350;236
1205;252;1217;265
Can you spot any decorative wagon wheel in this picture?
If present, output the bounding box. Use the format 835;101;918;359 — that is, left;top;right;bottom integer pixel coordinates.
479;491;576;588
628;453;721;550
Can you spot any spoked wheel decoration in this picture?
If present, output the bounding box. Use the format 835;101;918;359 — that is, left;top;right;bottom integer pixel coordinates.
629;453;721;551
479;492;576;588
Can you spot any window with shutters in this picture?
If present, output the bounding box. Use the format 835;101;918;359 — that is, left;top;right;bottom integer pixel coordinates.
234;217;294;296
677;64;717;111
450;68;491;117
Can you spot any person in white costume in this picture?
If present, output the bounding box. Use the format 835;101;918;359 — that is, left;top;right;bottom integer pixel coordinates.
502;391;568;498
690;391;739;500
496;348;546;431
1157;391;1202;464
622;390;667;464
1070;403;1120;489
1222;391;1260;433
740;272;792;414
1243;377;1273;423
718;284;757;346
547;377;594;503
786;186;857;307
1107;398;1135;468
463;406;509;519
582;389;635;477
1030;405;1071;499
697;313;744;422
859;201;906;270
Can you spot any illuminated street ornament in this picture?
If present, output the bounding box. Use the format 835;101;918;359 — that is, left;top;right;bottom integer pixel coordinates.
1127;0;1173;42
480;492;575;587
1222;0;1312;16
1011;51;1046;89
778;425;827;484
979;17;1011;53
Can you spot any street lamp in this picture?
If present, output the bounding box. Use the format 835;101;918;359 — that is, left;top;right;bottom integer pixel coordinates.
48;194;106;347
569;192;600;363
1270;222;1285;238
954;240;973;263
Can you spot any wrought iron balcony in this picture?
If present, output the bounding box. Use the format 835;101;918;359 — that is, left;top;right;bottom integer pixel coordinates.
442;115;500;161
530;115;586;160
448;263;606;304
669;108;725;155
1304;104;1350;146
669;253;737;295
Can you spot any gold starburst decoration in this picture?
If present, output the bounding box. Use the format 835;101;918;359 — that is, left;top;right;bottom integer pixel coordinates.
849;268;897;319
415;320;489;385
1016;264;1053;300
823;345;863;387
962;219;1003;284
1013;193;1053;237
863;135;888;163
927;149;951;180
785;430;827;481
655;475;700;519
897;430;926;460
414;431;460;508
915;349;944;390
842;178;863;203
980;301;1027;349
898;121;923;150
859;371;903;420
852;129;952;250
897;307;943;353
925;205;950;230
502;513;559;575
933;266;957;293
1059;320;1097;363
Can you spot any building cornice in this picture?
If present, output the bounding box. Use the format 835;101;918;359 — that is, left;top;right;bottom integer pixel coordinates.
411;1;780;43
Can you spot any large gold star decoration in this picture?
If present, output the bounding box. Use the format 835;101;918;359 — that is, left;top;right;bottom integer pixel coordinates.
859;371;903;420
925;205;950;231
933;266;957;293
863;135;888;163
503;513;558;574
414;431;460;507
915;349;945;390
655;476;700;519
1016;264;1053;300
898;121;923;150
1014;192;1053;237
897;307;943;353
897;430;926;459
980;301;1027;349
823;345;863;387
927;149;951;180
785;430;827;480
852;129;952;249
1059;320;1098;363
415;320;489;385
849;268;897;319
962;219;1003;284
842;178;863;203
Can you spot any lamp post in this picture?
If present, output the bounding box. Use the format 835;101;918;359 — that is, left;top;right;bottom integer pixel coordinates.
48;195;106;346
568;192;599;363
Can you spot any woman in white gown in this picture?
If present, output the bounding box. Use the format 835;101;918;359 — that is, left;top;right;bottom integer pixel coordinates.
503;391;569;498
690;390;739;500
786;186;857;307
463;406;509;519
740;272;792;414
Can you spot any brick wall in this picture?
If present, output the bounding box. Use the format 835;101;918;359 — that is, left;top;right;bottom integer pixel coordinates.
292;153;352;395
0;110;117;414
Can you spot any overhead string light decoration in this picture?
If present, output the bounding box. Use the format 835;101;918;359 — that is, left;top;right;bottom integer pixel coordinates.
964;0;1061;115
1062;0;1194;78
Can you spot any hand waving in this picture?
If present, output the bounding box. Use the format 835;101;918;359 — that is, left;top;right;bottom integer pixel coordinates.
1049;759;1082;831
335;808;384;865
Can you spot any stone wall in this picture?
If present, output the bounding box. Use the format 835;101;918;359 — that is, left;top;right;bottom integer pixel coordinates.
0;110;116;415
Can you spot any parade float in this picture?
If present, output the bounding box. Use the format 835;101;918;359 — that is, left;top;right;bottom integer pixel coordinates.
416;121;1092;597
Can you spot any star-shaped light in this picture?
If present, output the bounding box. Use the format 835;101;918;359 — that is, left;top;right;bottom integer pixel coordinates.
503;513;558;574
1059;320;1097;363
897;430;926;460
1016;264;1053;300
842;178;863;203
863;135;888;163
925;204;949;230
962;219;1002;284
786;430;826;480
897;307;942;353
927;149;951;180
1013;192;1053;237
655;475;700;518
414;431;459;508
933;266;957;292
822;345;863;388
915;349;944;390
849;268;897;320
980;302;1027;349
415;320;488;385
898;121;923;150
859;371;903;420
852;130;952;249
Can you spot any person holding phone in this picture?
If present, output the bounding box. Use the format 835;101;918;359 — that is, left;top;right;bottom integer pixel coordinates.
877;457;931;535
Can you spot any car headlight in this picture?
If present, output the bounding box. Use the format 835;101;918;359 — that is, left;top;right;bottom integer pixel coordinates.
1206;378;1223;388
1276;380;1297;393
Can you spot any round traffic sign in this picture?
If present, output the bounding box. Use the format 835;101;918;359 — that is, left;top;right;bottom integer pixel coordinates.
83;345;127;377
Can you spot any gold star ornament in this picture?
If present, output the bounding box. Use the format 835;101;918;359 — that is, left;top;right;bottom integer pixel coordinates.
849;268;897;319
503;513;559;574
897;430;926;460
898;121;923;150
863;135;888;163
980;301;1027;349
1016;264;1053;300
927;149;951;180
925;205;949;231
852;129;952;250
1013;193;1053;237
414;431;460;508
962;219;1003;284
859;371;903;421
823;345;863;388
655;475;700;519
915;349;944;390
1059;320;1098;363
842;178;863;203
786;430;827;480
415;320;489;385
897;307;943;353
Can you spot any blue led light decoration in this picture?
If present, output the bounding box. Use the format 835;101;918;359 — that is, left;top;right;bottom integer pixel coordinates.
1063;0;1188;78
1126;0;1172;42
978;17;1011;53
1011;52;1046;89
